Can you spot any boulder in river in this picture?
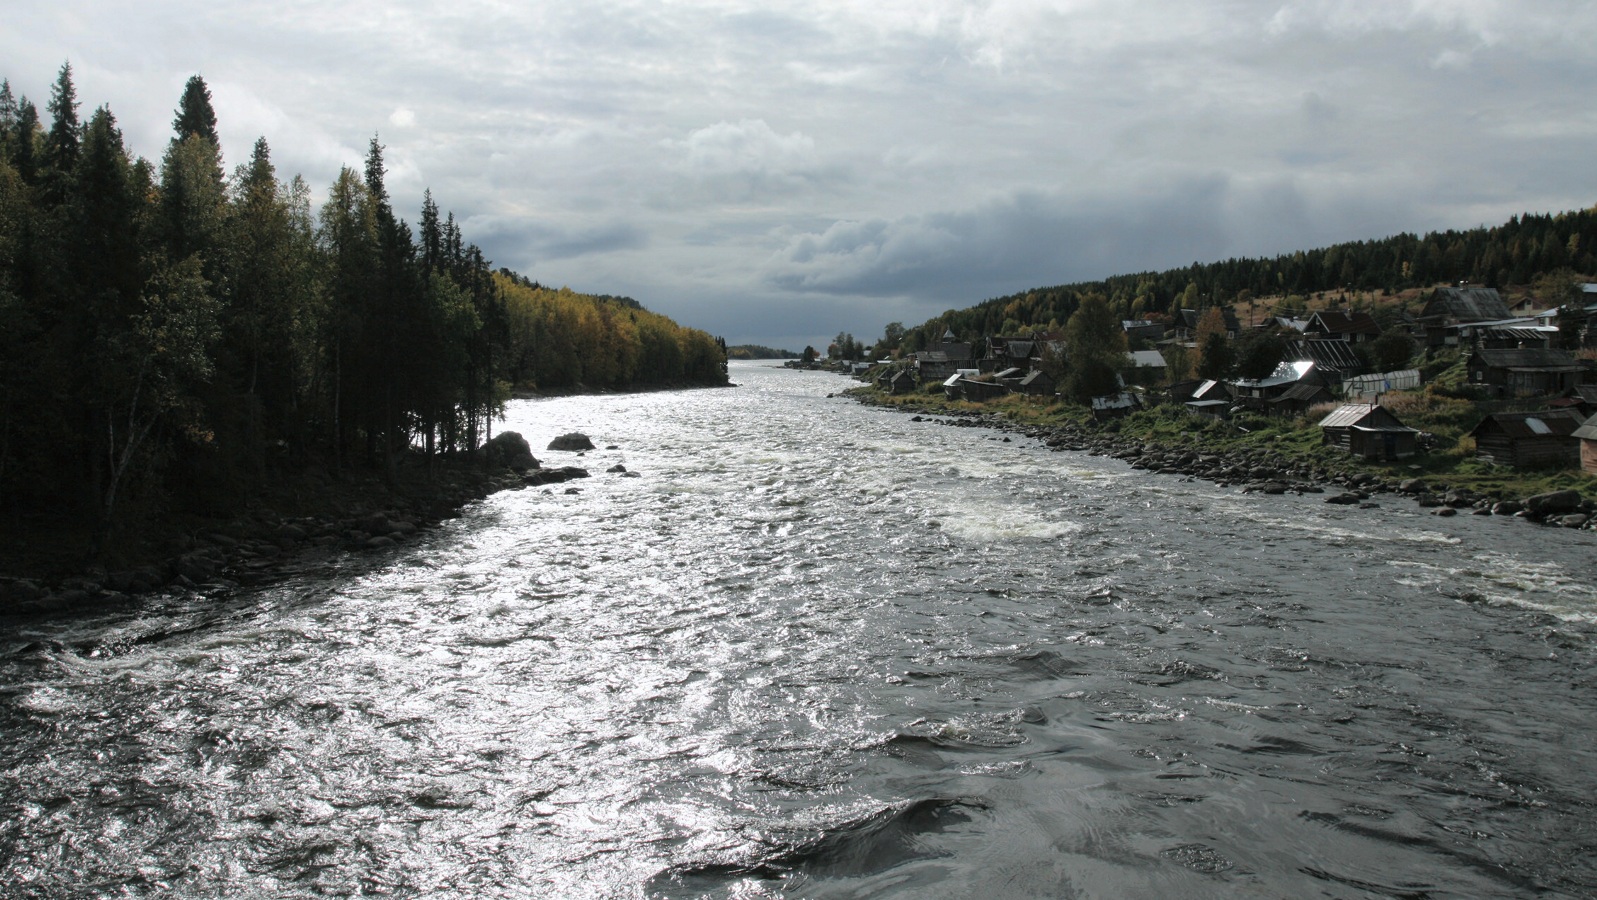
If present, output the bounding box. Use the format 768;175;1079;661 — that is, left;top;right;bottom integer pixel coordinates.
547;432;596;452
526;466;590;486
484;431;539;472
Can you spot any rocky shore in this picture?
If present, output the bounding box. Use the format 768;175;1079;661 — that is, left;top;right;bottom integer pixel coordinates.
0;432;614;617
871;398;1597;533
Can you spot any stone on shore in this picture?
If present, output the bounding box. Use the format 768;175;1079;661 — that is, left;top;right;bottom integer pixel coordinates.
1524;490;1582;518
484;431;539;472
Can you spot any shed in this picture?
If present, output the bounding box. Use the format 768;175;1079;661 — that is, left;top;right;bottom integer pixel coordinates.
1574;413;1597;475
1467;410;1586;468
1318;404;1420;460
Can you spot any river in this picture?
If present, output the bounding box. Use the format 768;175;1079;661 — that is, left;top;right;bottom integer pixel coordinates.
2;360;1595;898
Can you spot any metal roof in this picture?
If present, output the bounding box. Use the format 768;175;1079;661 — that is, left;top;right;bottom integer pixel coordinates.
1233;359;1315;390
1318;403;1414;432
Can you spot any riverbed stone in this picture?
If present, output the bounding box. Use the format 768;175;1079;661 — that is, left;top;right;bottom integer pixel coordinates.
525;466;590;486
547;432;596;452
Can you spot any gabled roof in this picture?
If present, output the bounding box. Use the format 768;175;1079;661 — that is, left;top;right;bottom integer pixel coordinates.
1307;310;1380;336
1423;287;1511;322
1318;403;1416;432
1271;381;1335;403
1287;338;1362;372
1233;359;1314;390
1126;349;1167;368
1471;347;1582;371
1468;409;1587;440
1573;412;1597;441
1018;370;1052;386
1179;307;1241;332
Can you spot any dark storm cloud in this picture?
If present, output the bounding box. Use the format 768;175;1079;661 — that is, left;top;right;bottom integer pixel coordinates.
8;0;1596;349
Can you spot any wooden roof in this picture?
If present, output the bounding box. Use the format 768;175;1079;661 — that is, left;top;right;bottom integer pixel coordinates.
1472;348;1582;371
1468;409;1587;440
1422;287;1511;322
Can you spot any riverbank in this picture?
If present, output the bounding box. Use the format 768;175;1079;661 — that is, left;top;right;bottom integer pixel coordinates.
847;387;1597;531
0;448;581;617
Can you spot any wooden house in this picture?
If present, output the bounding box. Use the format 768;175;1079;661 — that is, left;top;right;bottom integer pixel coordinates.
981;337;1040;373
1122;349;1168;386
1467;410;1586;468
1418;287;1512;347
1016;370;1055;396
1184;379;1232;418
1318;404;1420;460
1304;310;1380;344
1574;413;1597;475
1467;348;1585;398
883;369;917;395
1286;337;1363;383
1175;307;1240;340
1267;381;1337;417
1230;360;1325;411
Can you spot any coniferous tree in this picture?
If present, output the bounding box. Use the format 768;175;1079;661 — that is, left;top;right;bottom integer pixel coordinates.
171;75;220;153
45;63;80;178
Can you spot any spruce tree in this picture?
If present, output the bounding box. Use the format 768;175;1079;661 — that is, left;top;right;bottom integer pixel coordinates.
45;62;80;177
172;75;220;152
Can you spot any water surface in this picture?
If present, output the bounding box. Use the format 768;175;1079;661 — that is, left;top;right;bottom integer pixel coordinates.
3;361;1595;898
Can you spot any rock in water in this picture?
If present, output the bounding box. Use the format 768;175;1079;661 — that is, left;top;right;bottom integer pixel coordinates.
484;432;539;472
548;432;596;452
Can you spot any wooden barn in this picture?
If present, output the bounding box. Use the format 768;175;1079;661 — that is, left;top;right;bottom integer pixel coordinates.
1317;404;1420;461
1467;410;1586;468
1575;413;1597;475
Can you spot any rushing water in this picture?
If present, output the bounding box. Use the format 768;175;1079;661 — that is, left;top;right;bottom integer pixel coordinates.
3;361;1596;899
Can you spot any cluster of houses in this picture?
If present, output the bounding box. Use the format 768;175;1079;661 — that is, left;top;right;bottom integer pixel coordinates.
873;285;1597;474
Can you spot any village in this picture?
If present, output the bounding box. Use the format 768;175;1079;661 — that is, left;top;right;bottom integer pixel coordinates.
833;284;1597;519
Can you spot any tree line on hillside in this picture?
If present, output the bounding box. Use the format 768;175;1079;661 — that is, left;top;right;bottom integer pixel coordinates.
0;63;726;552
899;206;1597;352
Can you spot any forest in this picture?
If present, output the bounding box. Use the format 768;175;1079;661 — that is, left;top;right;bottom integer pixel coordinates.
0;64;727;555
901;205;1597;350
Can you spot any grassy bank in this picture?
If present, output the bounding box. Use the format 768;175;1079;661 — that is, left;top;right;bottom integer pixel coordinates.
850;385;1597;504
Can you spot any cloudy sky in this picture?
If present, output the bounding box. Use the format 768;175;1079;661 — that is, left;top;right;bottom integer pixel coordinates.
7;1;1596;350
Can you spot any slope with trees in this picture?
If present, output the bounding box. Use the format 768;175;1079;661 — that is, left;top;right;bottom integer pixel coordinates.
0;64;727;566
